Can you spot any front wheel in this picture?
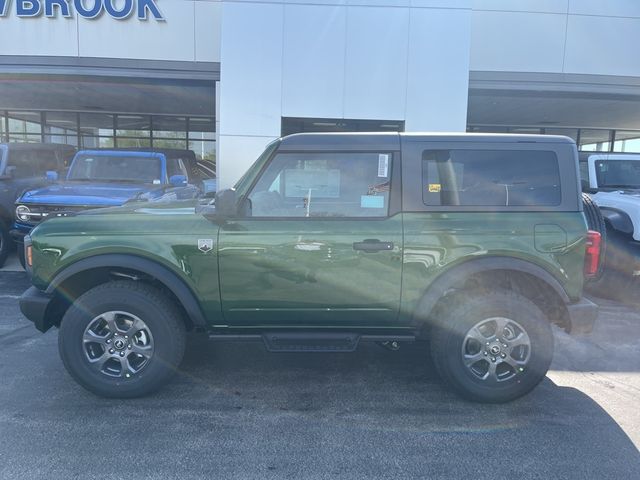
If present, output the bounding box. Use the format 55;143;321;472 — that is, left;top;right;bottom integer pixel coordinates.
58;281;186;398
430;290;554;403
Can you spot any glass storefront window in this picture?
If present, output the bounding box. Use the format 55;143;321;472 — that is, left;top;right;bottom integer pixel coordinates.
80;113;114;137
116;137;151;148
8;111;41;136
613;131;640;153
189;117;215;141
81;136;115;149
116;115;151;137
153;138;188;150
189;140;216;161
154;116;187;139
578;129;613;152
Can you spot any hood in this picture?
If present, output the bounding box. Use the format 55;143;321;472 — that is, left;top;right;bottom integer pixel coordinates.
80;198;200;216
592;190;640;241
19;182;152;207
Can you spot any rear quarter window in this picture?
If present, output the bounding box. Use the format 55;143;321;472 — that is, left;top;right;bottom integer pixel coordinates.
422;149;561;207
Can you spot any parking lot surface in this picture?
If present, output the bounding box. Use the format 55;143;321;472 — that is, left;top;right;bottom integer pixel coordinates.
1;268;639;479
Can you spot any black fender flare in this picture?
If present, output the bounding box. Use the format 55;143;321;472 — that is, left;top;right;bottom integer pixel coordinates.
45;254;207;327
599;207;634;236
414;256;571;321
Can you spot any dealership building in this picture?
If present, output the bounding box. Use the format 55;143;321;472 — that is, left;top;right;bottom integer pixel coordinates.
1;0;640;187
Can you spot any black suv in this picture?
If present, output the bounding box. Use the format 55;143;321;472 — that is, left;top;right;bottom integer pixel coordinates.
0;143;76;267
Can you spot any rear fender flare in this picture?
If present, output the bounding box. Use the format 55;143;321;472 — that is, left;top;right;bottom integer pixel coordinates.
413;256;570;321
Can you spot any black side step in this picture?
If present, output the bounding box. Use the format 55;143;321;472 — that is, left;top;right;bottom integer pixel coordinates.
208;332;416;353
263;332;360;353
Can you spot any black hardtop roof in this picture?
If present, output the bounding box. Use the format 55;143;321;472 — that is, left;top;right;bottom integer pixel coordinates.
1;143;76;150
80;147;197;162
278;132;575;150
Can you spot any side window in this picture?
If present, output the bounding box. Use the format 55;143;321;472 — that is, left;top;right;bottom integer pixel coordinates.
579;161;590;190
422;149;561;207
248;152;392;218
167;158;188;178
8;150;57;178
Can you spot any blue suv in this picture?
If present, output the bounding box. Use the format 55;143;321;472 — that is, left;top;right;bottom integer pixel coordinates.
12;149;210;266
0;143;76;267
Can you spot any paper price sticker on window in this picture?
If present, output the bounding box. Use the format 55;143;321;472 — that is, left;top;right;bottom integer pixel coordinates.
428;184;441;193
378;154;389;178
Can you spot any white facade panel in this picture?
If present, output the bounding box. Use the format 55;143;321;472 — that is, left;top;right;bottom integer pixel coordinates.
472;0;568;14
0;17;79;57
343;6;409;120
568;0;640;18
281;5;346;119
564;15;640;77
78;2;195;61
219;1;283;137
405;7;471;132
196;1;222;63
470;10;566;72
217;134;279;189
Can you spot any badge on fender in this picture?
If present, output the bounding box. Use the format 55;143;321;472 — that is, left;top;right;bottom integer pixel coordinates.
198;239;214;253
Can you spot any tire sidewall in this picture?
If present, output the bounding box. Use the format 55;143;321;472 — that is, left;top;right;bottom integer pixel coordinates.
59;285;184;398
434;292;554;403
0;219;11;268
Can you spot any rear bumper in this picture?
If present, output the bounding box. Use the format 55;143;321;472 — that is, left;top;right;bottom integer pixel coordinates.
566;297;599;334
19;286;55;333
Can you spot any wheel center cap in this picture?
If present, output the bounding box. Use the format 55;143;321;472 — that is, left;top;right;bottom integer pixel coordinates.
113;338;126;350
489;344;501;356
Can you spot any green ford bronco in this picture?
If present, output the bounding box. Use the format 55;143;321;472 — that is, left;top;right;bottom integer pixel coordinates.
20;133;599;402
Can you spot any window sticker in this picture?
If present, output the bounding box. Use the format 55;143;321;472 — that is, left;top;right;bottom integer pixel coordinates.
428;183;441;193
361;195;385;209
378;154;390;177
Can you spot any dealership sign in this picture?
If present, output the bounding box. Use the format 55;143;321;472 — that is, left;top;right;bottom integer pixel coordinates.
0;0;164;20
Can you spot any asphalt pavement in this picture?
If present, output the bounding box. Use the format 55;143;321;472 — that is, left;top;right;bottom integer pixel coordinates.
0;269;639;479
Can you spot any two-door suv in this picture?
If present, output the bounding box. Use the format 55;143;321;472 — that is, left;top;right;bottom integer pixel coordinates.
20;133;599;403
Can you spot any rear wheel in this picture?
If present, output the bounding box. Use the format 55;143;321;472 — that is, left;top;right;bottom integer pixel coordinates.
0;219;11;268
430;290;554;403
58;281;186;398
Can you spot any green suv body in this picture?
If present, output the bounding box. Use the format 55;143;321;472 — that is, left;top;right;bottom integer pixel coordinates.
20;133;598;402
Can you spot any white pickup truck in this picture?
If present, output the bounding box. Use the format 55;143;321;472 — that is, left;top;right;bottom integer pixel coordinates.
580;152;640;297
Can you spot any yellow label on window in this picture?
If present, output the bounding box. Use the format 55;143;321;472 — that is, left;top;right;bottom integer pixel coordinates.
428;183;441;193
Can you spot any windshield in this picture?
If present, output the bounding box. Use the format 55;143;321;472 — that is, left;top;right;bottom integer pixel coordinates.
595;159;640;189
68;154;162;183
233;139;281;196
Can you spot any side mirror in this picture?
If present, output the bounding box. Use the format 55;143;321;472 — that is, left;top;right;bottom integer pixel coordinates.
215;188;238;217
46;170;59;182
169;174;188;187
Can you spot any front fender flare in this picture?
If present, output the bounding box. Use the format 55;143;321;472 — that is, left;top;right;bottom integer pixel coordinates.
45;254;207;327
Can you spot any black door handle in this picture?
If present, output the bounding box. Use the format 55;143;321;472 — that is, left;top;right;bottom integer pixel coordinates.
353;239;394;253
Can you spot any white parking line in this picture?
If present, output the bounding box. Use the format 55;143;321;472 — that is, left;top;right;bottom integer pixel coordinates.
0;295;21;299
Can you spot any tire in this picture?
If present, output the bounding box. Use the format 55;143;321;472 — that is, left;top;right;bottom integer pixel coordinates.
17;244;26;270
58;281;186;398
430;290;554;403
582;193;606;280
0;219;12;269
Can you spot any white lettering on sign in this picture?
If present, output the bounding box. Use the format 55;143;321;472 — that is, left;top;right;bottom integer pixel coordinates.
0;0;165;20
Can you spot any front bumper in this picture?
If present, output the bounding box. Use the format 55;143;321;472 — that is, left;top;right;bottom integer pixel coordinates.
19;286;55;333
566;297;599;334
10;222;33;244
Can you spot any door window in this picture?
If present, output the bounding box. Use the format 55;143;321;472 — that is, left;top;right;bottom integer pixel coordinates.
248;152;392;218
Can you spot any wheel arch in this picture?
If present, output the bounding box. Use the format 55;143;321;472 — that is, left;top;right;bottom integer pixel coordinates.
44;254;207;331
599;207;634;236
414;256;572;332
